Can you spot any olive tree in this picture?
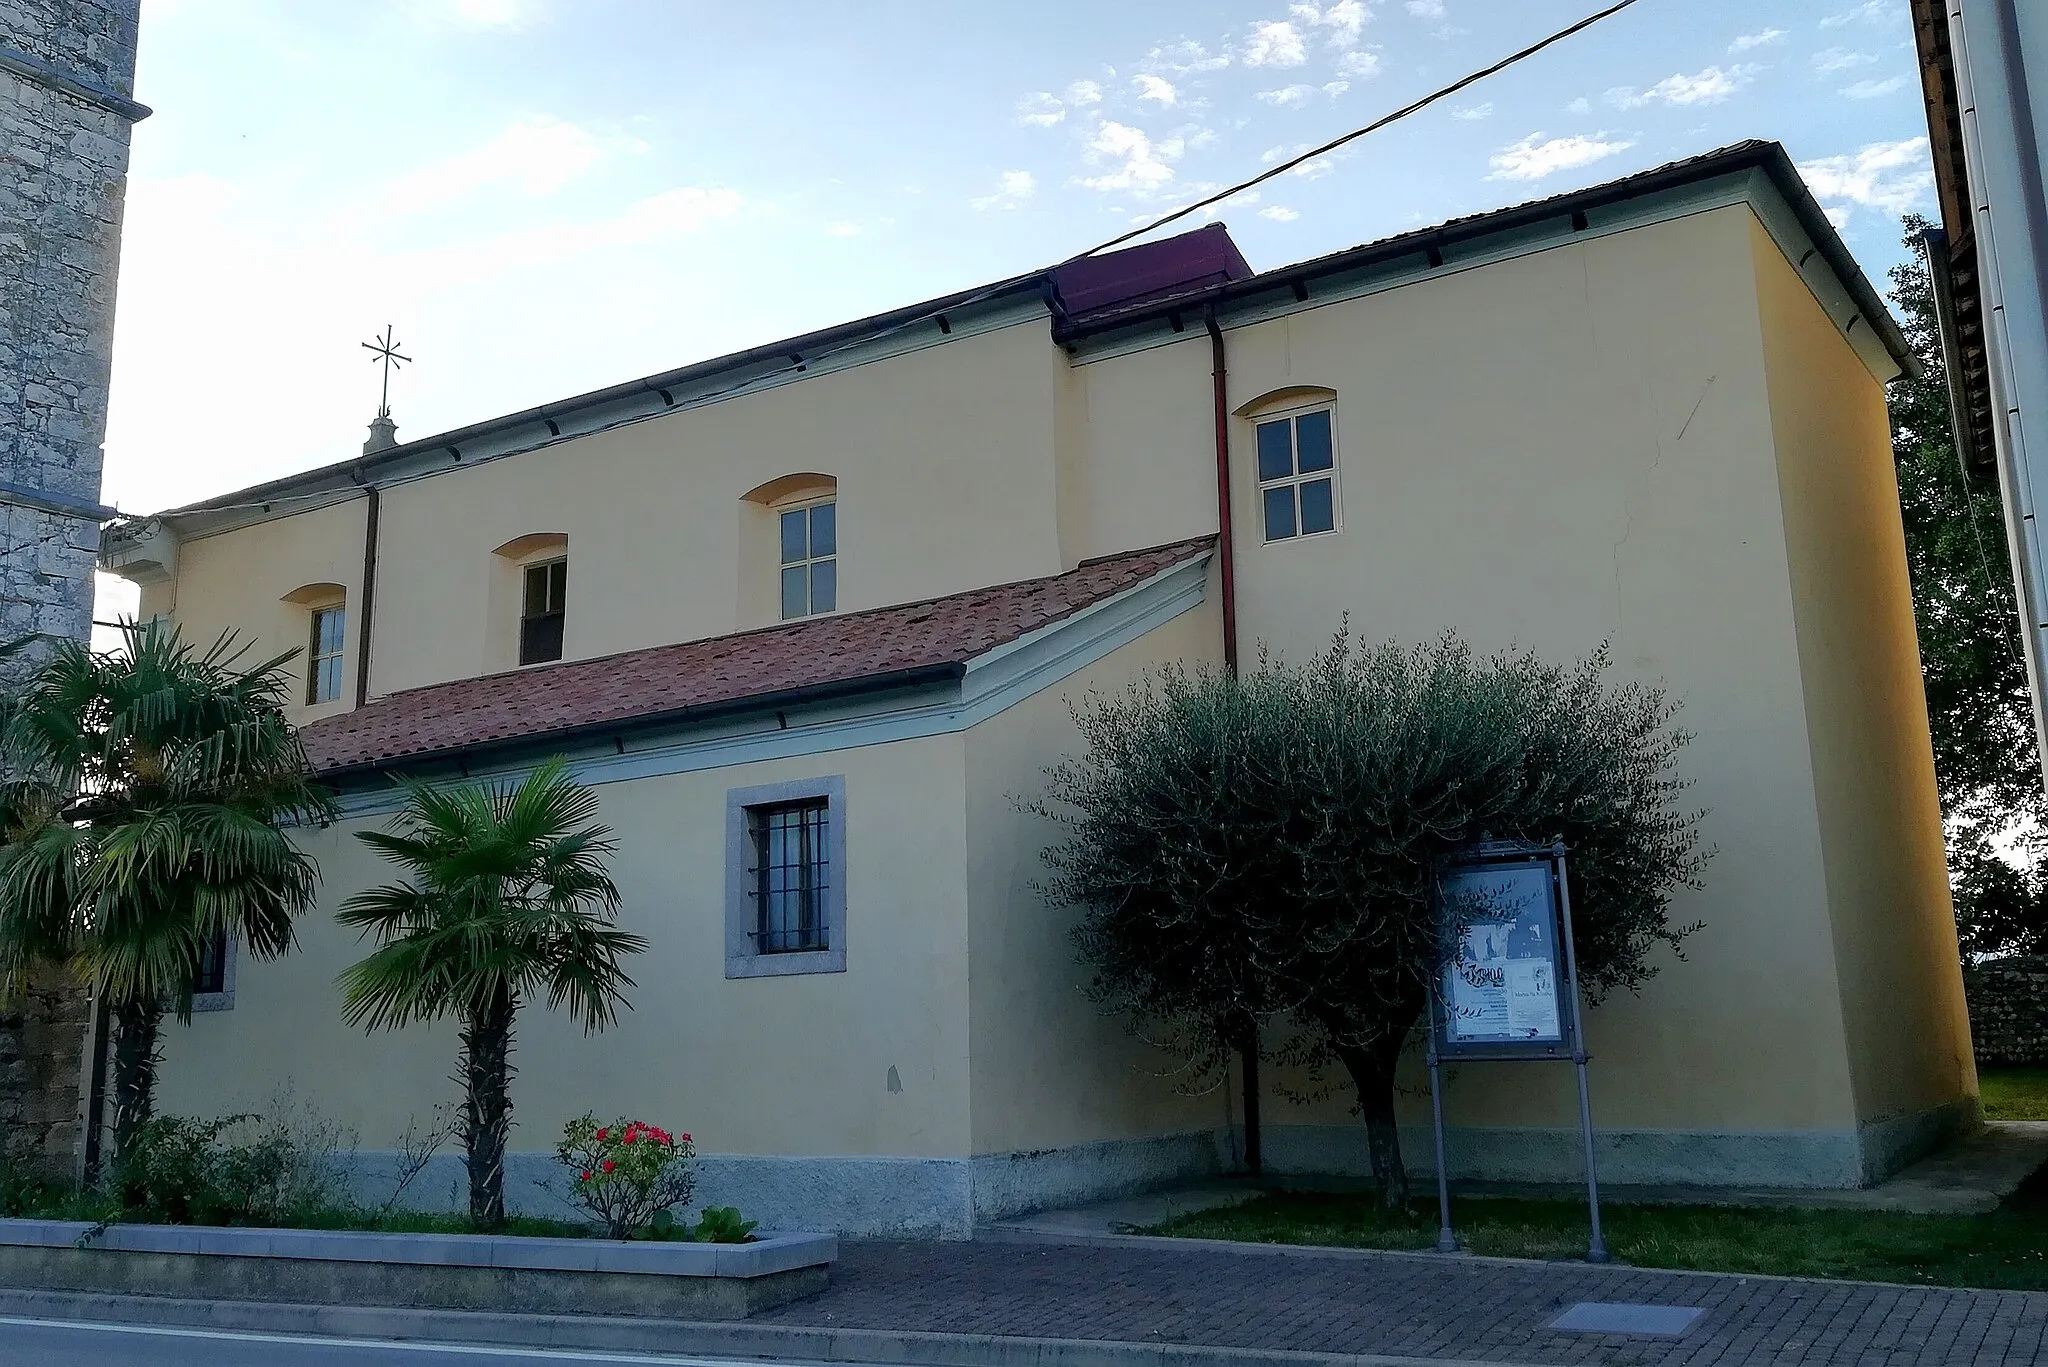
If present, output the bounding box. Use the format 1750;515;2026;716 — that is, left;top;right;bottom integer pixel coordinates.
1041;633;1706;1207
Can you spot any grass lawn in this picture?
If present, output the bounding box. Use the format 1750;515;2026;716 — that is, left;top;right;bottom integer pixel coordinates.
1980;1069;2048;1121
1144;1174;2048;1291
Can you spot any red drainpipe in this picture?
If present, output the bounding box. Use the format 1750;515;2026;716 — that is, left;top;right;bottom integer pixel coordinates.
1204;304;1239;674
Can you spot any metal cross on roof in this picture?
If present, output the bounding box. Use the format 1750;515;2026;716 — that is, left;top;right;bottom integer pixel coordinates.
361;324;411;417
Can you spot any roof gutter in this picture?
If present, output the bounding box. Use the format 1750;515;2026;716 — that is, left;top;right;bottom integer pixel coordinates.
313;660;970;785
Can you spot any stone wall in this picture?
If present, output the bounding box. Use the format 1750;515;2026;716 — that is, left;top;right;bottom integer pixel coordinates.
1962;955;2048;1069
0;0;140;683
0;0;142;1174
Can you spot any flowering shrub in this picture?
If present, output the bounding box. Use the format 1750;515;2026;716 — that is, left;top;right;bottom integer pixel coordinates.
555;1114;696;1240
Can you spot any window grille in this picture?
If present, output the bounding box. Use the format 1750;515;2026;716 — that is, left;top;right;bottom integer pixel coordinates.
194;927;229;996
749;799;830;953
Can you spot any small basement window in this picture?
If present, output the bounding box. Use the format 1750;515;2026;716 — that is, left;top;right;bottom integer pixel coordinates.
1255;407;1338;542
520;558;567;665
779;502;836;619
307;605;346;704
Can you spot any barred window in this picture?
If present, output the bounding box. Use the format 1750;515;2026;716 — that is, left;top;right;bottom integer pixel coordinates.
750;799;830;954
724;776;846;978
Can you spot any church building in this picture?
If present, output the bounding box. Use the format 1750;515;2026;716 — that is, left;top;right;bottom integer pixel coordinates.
99;141;1975;1236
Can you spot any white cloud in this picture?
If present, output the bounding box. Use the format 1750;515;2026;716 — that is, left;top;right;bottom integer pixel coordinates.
1607;64;1759;109
1813;47;1877;74
1292;0;1372;47
1452;101;1493;121
1080;122;1177;195
1729;27;1785;52
1260;205;1302;221
1566;96;1591;114
1244;20;1308;67
1796;137;1932;219
1324;80;1350;97
1068;80;1105;107
1016;92;1065;127
1841;74;1910;99
1134;74;1178;106
1338;48;1383;78
1256;84;1318;107
1488;131;1635;181
1821;0;1900;28
376;116;640;218
970;169;1036;211
1406;0;1446;16
1145;39;1230;75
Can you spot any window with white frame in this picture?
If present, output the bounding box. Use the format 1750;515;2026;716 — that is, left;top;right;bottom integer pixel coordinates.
520;558;567;665
307;605;346;704
779;501;836;619
1255;406;1338;542
725;776;847;978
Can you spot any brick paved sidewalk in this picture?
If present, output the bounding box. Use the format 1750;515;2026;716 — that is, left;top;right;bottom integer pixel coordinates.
758;1236;2048;1366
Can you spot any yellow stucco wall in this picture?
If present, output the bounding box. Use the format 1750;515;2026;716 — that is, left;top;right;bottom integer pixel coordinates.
156;735;974;1160
1066;206;1868;1139
1750;218;1978;1127
138;193;1966;1182
963;574;1227;1156
143;498;370;727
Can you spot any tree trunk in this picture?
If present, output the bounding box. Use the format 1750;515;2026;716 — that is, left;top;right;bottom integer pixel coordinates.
109;997;162;1165
1240;1037;1263;1177
459;988;517;1229
1332;1032;1412;1210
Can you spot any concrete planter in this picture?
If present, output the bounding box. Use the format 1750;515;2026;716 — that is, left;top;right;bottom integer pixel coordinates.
0;1219;834;1319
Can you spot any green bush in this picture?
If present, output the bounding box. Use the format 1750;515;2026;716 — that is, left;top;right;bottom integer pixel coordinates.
692;1206;757;1243
115;1112;349;1226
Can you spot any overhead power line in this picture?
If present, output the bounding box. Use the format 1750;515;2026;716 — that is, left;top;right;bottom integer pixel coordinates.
1084;0;1644;256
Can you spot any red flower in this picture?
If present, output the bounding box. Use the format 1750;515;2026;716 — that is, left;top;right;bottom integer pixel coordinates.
595;1127;609;1141
601;1159;616;1173
579;1170;592;1183
680;1133;691;1143
623;1131;636;1145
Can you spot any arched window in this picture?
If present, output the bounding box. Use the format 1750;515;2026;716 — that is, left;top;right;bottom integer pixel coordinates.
741;475;837;622
280;583;346;704
492;534;568;665
1236;387;1340;543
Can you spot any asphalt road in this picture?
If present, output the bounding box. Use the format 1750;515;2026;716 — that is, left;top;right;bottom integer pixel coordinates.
0;1316;791;1366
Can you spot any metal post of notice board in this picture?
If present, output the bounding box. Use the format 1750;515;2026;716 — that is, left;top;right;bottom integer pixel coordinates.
1426;839;1607;1264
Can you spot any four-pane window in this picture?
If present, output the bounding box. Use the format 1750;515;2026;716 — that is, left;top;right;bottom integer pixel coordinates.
779;502;837;620
1256;408;1338;542
307;606;345;704
520;559;567;665
749;799;830;954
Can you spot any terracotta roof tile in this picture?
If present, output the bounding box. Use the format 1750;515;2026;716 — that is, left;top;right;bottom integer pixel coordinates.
303;537;1214;775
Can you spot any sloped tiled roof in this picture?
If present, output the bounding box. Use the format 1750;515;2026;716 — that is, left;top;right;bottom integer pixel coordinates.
302;537;1214;775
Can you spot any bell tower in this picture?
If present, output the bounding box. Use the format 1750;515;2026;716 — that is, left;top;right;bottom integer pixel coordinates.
0;0;147;1175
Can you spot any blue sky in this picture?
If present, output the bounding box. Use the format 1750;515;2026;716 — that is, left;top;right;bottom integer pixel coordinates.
103;0;1931;525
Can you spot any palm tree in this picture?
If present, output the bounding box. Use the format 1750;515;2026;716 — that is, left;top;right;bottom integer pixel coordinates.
336;759;645;1228
0;622;333;1161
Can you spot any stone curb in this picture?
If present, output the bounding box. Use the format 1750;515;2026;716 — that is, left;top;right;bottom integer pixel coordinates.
0;1287;1540;1367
